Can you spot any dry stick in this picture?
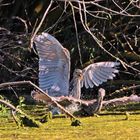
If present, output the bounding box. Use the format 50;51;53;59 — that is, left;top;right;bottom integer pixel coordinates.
59;0;140;17
0;81;76;120
103;94;140;107
30;0;53;48
0;98;42;127
110;85;140;96
12;16;28;34
0;99;18;112
0;98;26;122
0;98;20;125
77;1;140;73
0;0;15;7
69;2;83;66
89;1;140;17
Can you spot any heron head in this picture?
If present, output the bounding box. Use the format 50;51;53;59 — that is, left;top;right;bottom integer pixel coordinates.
98;88;105;98
73;69;83;80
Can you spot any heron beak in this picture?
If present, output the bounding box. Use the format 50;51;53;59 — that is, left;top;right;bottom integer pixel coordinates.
79;73;83;80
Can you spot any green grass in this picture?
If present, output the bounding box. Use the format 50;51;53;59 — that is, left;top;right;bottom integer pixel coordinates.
0;114;140;140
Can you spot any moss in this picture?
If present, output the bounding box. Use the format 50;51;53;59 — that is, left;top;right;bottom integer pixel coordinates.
19;115;41;127
0;113;140;139
71;119;81;126
39;111;52;123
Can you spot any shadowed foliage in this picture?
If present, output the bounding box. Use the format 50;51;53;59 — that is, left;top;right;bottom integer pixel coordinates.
0;0;140;100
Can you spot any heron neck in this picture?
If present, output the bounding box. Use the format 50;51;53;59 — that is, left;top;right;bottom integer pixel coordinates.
94;94;104;113
71;78;81;99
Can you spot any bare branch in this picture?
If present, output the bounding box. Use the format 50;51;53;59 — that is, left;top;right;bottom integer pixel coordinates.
110;85;140;96
103;94;140;107
0;98;42;127
70;2;83;66
0;0;15;7
30;0;53;49
0;81;77;120
12;16;28;34
75;0;140;73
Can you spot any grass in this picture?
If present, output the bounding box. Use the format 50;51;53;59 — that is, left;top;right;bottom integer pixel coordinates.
0;114;140;140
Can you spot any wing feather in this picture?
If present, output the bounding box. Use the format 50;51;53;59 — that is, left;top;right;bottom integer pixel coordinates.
92;73;101;86
87;67;102;86
86;70;94;88
94;70;108;82
82;62;120;88
84;73;89;88
34;32;70;96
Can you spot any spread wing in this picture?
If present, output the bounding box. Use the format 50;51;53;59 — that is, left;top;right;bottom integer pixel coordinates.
34;32;70;96
81;62;120;88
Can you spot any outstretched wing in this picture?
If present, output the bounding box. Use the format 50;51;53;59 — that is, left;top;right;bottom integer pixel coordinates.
34;33;70;96
81;62;120;88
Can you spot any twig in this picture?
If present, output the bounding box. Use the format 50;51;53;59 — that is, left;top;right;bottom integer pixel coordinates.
77;0;140;73
0;99;18;111
44;4;69;32
70;2;83;66
58;0;140;17
90;1;140;17
110;85;140;96
0;98;42;127
103;94;140;107
12;16;28;34
0;81;77;120
0;0;15;7
30;0;53;49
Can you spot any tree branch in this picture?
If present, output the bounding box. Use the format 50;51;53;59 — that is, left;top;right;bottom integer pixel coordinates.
0;98;42;127
30;0;53;49
0;81;77;120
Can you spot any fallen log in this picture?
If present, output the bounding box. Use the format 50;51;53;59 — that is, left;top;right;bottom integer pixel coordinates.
103;94;140;107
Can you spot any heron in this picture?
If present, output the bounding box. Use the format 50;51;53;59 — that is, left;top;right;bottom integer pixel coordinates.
32;32;120;115
32;87;106;115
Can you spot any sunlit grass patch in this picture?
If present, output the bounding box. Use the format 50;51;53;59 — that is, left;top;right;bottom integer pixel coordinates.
0;114;140;140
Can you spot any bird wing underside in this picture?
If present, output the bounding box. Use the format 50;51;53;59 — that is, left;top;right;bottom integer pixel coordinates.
82;61;120;88
34;33;70;96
